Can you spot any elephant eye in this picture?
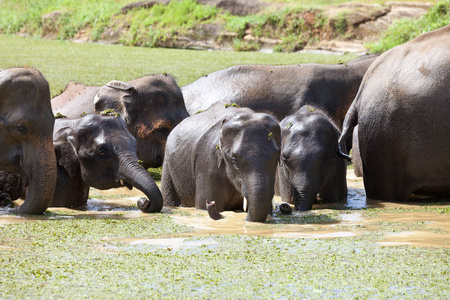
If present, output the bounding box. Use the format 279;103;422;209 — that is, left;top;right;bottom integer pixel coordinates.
281;156;289;166
17;125;28;134
97;148;109;160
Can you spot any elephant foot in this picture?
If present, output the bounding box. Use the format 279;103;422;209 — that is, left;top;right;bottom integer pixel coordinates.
206;199;224;220
279;202;292;215
0;193;12;207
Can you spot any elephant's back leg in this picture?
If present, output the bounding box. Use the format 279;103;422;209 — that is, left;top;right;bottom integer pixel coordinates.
161;166;181;207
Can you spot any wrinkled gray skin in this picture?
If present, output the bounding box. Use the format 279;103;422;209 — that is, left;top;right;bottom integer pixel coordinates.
277;106;347;211
162;102;281;222
0;68;57;214
52;114;163;212
52;74;189;168
338;25;450;202
182;54;378;128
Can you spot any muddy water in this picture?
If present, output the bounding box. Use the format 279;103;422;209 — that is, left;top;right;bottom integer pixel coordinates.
1;170;449;248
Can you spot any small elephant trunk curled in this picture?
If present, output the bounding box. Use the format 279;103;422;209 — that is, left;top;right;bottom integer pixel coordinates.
206;199;224;220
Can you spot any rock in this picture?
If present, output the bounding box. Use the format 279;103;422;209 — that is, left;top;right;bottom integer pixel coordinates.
119;0;170;14
42;10;62;21
359;3;429;38
196;0;269;16
307;40;367;54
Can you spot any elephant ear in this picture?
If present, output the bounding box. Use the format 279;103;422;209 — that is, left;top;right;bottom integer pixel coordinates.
54;127;80;178
94;80;136;115
216;119;228;168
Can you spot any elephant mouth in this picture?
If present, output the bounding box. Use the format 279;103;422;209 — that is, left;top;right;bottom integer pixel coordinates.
119;179;133;190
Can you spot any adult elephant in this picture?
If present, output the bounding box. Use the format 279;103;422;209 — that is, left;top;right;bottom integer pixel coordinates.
181;54;378;128
0;67;57;215
277;106;347;211
0;114;163;212
162;101;281;222
52;74;189;168
338;25;450;202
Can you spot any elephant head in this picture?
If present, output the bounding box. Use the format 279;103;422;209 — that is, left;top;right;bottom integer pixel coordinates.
217;112;281;222
93;74;189;168
53;114;163;212
0;68;57;214
278;107;347;211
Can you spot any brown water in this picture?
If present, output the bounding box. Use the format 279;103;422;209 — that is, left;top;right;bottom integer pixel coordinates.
1;170;449;248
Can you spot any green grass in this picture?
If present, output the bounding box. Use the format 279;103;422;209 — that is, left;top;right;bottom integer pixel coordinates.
368;0;450;52
0;34;357;96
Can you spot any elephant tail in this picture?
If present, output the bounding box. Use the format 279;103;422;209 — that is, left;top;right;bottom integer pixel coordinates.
338;102;358;161
206;199;224;220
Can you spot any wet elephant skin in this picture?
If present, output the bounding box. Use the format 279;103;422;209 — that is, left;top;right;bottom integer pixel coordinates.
339;25;450;202
182;54;378;129
277;106;347;211
161;101;281;222
0;67;57;215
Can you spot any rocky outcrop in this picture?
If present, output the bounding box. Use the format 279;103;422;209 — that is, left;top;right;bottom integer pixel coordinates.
67;1;432;53
359;2;432;39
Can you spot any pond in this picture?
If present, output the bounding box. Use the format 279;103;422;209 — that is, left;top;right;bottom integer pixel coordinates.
2;170;449;248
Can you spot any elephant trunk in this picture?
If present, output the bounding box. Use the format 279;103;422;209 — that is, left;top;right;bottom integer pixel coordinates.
243;173;274;222
18;136;57;214
293;187;317;211
118;156;163;213
206;199;224;220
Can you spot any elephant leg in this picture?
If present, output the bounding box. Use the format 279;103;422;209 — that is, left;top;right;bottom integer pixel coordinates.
0;192;12;207
321;163;348;204
364;169;413;202
161;168;181;207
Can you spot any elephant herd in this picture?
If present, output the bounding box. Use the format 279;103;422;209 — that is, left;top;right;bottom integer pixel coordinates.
0;25;449;222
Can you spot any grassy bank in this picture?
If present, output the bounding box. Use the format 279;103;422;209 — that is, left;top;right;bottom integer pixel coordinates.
1;0;446;53
0;34;357;96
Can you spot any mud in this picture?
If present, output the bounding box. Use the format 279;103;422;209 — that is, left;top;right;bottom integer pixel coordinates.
1;170;449;248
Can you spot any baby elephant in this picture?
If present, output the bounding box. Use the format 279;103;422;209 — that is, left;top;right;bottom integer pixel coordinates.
161;101;281;222
0;114;163;212
277;106;347;211
53;114;163;211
